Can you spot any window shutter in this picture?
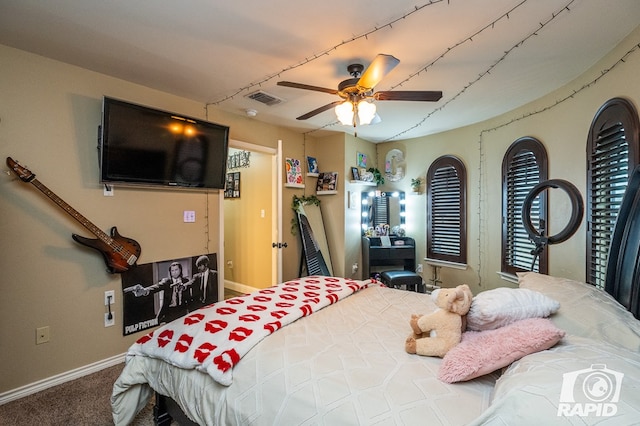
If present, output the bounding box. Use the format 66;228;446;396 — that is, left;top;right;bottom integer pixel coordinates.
587;98;640;287
502;137;548;275
427;156;466;264
373;195;389;227
505;151;540;271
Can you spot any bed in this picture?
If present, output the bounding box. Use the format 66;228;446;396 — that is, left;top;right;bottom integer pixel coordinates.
112;169;640;425
112;278;500;425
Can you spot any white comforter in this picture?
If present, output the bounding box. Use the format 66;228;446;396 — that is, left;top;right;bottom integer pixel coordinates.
126;276;371;387
112;282;497;425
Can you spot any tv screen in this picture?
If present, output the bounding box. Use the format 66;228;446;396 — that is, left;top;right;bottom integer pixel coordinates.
99;97;229;190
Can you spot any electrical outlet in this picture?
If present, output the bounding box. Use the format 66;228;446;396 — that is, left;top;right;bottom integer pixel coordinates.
352;263;359;273
103;184;114;196
36;326;50;344
104;312;115;327
104;290;115;306
416;264;423;273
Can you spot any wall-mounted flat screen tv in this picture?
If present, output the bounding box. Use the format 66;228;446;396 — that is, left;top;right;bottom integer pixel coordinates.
99;97;229;190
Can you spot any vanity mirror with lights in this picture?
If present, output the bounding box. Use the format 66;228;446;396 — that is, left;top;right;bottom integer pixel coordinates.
361;191;406;236
361;191;415;277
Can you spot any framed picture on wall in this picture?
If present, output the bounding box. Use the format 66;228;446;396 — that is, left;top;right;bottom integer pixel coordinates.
357;152;367;168
224;172;240;198
316;171;338;194
285;157;303;185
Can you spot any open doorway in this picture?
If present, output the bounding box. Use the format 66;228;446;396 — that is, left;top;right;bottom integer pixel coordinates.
221;140;281;297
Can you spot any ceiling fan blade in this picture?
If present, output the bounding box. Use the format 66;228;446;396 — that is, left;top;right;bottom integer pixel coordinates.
296;100;344;120
357;54;400;91
277;81;338;95
374;91;443;102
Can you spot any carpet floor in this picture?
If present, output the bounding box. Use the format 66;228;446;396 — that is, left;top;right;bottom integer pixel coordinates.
1;287;243;425
0;363;169;425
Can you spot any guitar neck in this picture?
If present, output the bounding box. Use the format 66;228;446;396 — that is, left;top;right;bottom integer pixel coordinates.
29;178;112;245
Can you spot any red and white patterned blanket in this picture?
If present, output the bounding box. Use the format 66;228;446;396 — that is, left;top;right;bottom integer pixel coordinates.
127;276;376;386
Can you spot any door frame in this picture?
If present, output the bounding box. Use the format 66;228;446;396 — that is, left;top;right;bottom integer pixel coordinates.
218;139;282;298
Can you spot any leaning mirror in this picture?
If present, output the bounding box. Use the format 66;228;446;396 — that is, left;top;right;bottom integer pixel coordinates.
385;148;406;182
361;191;406;236
293;199;334;277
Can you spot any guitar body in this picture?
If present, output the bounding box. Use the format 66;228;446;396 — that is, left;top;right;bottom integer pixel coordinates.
6;156;142;274
72;227;142;273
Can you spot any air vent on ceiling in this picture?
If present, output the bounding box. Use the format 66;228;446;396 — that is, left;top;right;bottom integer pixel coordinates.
246;90;284;106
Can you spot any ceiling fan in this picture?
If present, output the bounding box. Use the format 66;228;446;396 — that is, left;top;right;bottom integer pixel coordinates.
277;54;443;125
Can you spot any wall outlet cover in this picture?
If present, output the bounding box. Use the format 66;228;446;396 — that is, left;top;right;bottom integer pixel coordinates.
105;290;115;306
105;312;115;327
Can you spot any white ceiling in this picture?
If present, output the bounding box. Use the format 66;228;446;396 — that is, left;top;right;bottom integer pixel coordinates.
1;0;639;142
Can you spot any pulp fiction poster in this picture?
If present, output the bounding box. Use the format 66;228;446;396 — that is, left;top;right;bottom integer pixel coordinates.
120;253;218;336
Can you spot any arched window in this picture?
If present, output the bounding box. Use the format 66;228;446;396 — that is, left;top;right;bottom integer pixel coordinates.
586;98;640;287
426;155;467;265
502;137;548;275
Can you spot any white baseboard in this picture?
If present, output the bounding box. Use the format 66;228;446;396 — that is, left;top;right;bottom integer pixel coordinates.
224;280;259;295
0;353;126;405
1;284;256;406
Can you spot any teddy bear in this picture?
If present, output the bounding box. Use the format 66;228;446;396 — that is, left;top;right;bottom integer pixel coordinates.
405;284;473;358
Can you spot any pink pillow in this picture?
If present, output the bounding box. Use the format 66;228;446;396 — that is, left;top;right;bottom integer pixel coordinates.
438;318;565;383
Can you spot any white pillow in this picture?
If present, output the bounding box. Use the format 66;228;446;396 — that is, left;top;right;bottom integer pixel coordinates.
467;287;560;331
468;335;640;425
517;271;640;351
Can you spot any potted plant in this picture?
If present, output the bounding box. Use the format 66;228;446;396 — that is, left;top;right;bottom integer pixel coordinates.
411;177;422;193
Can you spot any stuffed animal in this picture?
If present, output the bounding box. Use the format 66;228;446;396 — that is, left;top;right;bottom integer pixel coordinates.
405;284;473;357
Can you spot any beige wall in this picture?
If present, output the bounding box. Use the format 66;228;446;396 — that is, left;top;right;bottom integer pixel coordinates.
377;26;640;294
305;133;347;276
301;132;377;279
0;44;307;393
344;134;378;279
2;24;640;394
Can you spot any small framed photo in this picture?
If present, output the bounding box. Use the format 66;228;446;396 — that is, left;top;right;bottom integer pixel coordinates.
307;156;319;174
316;172;338;192
224;172;240;198
351;167;360;181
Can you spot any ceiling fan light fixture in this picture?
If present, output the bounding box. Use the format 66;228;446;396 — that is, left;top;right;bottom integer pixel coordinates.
357;100;376;125
279;54;441;124
335;101;354;125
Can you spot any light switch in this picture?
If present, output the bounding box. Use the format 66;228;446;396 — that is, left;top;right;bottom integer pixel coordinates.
183;210;196;222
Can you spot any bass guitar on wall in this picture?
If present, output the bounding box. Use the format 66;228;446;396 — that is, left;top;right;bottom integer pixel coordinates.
6;156;141;273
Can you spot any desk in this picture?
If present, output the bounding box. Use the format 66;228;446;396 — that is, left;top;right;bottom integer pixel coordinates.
362;236;416;278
